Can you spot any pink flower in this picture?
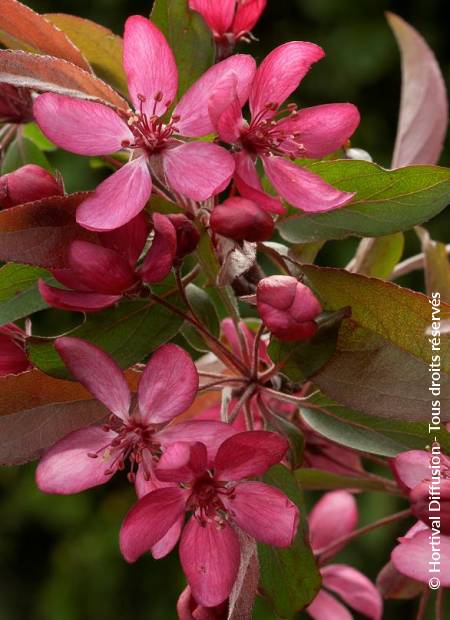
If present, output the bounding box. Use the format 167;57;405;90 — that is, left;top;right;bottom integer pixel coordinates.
0;324;30;376
36;338;235;497
208;42;360;213
33;16;256;231
257;275;322;341
210;196;274;241
0;84;34;123
0;164;63;208
307;491;383;620
189;0;266;44
38;212;177;312
177;585;227;619
119;431;299;607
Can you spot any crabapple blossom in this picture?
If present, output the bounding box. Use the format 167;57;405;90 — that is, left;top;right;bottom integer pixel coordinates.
119;431;299;606
210;196;274;241
0;324;30;376
0;164;63;208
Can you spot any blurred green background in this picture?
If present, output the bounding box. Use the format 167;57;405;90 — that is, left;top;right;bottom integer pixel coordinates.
1;0;449;618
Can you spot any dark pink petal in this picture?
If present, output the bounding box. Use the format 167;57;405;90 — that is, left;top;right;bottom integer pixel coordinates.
180;517;241;607
392;529;450;587
139;213;177;284
36;426;117;494
38;281;121;312
277;103;360;158
163;142;234;201
151;515;184;559
0;334;30;376
189;0;235;35
76;157;152;231
155;442;208;483
210;197;274;242
264;156;355;212
158;420;237;463
233;0;267;35
138;344;199;424
174;55;256;137
68;241;136;294
33;93;132;156
1;164;62;208
221;318;270;366
309;491;358;555
234;151;284;214
223;481;299;547
307;589;353;620
100;213;150;265
51;269;93;292
321;565;383;620
249;42;325;118
135;459;168;499
120;487;187;562
55;337;131;420
214;431;288;480
391;450;430;491
123;16;177;117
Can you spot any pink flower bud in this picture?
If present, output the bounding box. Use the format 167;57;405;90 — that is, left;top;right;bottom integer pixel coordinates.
0;164;63;209
210;197;274;242
257;275;322;341
168;214;200;260
410;479;450;535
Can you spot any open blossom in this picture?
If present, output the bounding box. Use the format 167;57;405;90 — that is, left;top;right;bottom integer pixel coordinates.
0;324;30;377
0;164;63;208
33;16;258;232
307;491;383;619
36;338;235;497
189;0;266;44
206;41;360;213
38;212;176;312
119;431;298;607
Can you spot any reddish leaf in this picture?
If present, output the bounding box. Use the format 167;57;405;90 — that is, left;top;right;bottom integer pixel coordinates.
0;193;96;268
0;49;128;109
388;12;448;167
0;0;91;71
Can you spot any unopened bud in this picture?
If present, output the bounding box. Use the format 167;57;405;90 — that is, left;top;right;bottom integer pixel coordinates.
0;164;63;209
167;214;200;260
210;197;274;242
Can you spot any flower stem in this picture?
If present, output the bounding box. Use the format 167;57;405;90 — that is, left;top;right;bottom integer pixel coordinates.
416;589;430;620
436;588;445;620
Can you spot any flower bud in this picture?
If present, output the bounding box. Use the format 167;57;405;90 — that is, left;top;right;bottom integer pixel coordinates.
0;324;30;376
257;275;322;341
0;164;63;209
210;197;274;242
410;480;450;535
167;214;200;260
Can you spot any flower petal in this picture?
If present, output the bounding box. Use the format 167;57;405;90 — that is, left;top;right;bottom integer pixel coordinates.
321;565;383;620
120;487;187;562
307;589;353;620
151;516;184;559
100;213;150;265
139;213;177;284
55;337;131;420
208;72;246;143
391;529;450;587
264;156;355;212
36;426;117;494
38;281;121;312
123;15;177;117
158;420;237;463
155;442;208;483
163;142;234;201
76;157;152;231
249;42;324;118
189;0;235;35
391;450;431;491
214;431;288;480
223;481;299;547
309;491;358;556
233;0;267;35
138;344;199;424
174;55;256;137
33;93;132;156
234;151;284;214
179;518;241;607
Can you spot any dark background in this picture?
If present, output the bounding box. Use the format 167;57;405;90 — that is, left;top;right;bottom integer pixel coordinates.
1;1;449;618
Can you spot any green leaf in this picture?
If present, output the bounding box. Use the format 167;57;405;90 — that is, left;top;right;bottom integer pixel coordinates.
416;227;450;303
22;122;57;151
28;300;184;379
150;0;214;100
0;263;53;326
295;468;395;493
258;465;321;618
1;136;51;173
181;284;220;351
350;233;404;279
278;160;450;243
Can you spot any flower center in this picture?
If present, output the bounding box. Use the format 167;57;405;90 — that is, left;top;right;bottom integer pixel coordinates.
187;472;236;526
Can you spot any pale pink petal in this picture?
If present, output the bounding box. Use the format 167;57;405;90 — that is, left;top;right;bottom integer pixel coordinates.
38;281;121;312
391;450;431;491
180;518;241;607
208;73;246;143
233;0;267;35
173;55;256;137
138;344;198;424
309;491;358;555
321;565;383;620
135;459;168;499
249;42;325;118
55;337;131;420
277;103;360;158
264;156;355;212
214;431;288;480
158;420;237;463
139;213;177;284
307;589;353;620
123;16;177;117
33;93;132;156
189;0;235;35
151;516;184;559
155;442;208;483
392;530;450;587
68;241;136;294
163;142;234;201
234;151;284;214
119;487;187;563
76;157;152;231
36;426;117;494
100;213;150;265
223;481;298;547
